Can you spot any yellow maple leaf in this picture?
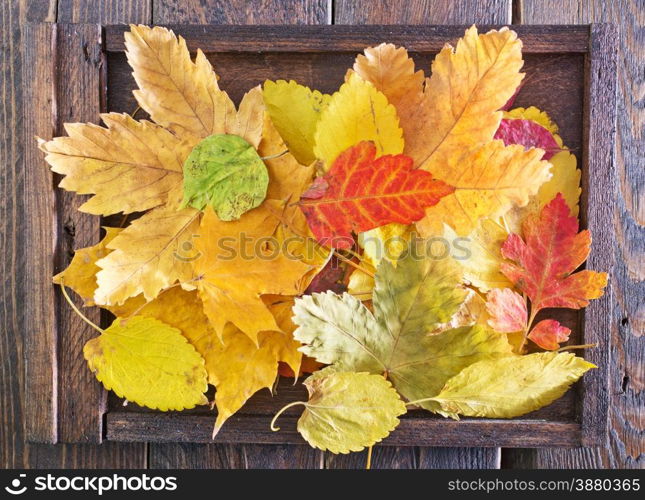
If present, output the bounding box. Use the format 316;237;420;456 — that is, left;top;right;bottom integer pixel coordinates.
354;27;524;172
313;72;403;168
53;227;121;306
39;113;190;215
194;202;312;343
125;25;264;147
263;80;331;165
84;315;208;411
94;204;200;305
417;141;551;236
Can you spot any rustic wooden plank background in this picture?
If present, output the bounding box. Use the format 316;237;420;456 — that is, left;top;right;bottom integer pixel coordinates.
1;0;642;469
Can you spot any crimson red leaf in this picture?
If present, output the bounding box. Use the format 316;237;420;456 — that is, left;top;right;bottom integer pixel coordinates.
299;141;454;249
494;118;562;160
501;194;608;313
528;319;571;351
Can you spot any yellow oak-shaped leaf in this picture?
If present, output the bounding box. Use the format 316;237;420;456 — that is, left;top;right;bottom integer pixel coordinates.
109;289;302;433
444;219;512;292
416;141;551;236
263;80;331;165
431;352;594;418
313;72;403;168
194;202;312;343
294;370;407;454
39;113;190;215
355;27;523;171
84;316;208;410
53;227;121;306
94;205;199;305
125;25;263;146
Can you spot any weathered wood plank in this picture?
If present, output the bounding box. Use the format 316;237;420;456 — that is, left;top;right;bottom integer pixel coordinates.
153;0;329;24
506;0;644;470
335;0;510;24
57;0;152;23
419;448;500;469
52;23;106;444
104;24;591;53
147;0;329;470
109;412;583;448
22;22;58;444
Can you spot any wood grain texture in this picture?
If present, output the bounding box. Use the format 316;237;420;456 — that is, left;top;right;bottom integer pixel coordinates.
153;0;329;24
506;0;644;470
1;0;148;468
104;24;591;53
57;0;151;22
334;0;510;24
22;22;58;444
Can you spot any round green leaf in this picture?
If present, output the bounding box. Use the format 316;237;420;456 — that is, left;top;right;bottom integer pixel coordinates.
84;316;208;411
298;370;407;454
182;134;269;220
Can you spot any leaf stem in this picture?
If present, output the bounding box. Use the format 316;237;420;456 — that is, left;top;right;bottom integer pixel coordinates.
519;299;538;354
405;397;437;407
270;401;308;431
557;343;597;352
59;282;104;334
335;253;375;278
260;150;289;161
366;446;373;470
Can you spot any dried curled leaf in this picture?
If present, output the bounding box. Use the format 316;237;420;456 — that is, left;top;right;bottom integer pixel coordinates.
182;134;269;220
501;194;608;313
263;80;330;165
299;142;454;248
313;72;404;168
295;370;407;454
431;352;594;418
84;316;208;410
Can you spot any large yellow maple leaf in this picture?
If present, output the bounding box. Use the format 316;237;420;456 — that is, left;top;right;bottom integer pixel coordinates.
353;26;524;173
194;202;312;343
125;24;264;146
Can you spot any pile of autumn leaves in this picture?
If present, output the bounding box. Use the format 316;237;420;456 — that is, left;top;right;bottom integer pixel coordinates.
41;25;608;454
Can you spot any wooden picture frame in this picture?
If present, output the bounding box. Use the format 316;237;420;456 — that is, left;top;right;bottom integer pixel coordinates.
23;24;617;447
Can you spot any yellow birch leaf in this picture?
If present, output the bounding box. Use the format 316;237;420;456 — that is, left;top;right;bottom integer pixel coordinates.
313;72;403;168
194;202;312;343
263;80;331;165
125;25;263;147
94;205;199;305
84;315;208;411
444;219;512;292
111;289;302;433
39;113;190;215
431;352;595;418
416;141;551;236
53;227;122;306
295;370;407;454
504;106;559;137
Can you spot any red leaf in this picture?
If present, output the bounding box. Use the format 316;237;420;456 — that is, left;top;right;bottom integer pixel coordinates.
486;288;527;333
494;118;562;160
299;141;454;249
528;319;571;351
305;256;347;294
501;194;608;314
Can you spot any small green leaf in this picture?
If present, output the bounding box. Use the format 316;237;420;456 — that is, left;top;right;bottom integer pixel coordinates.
297;370;407;454
182;134;269;220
